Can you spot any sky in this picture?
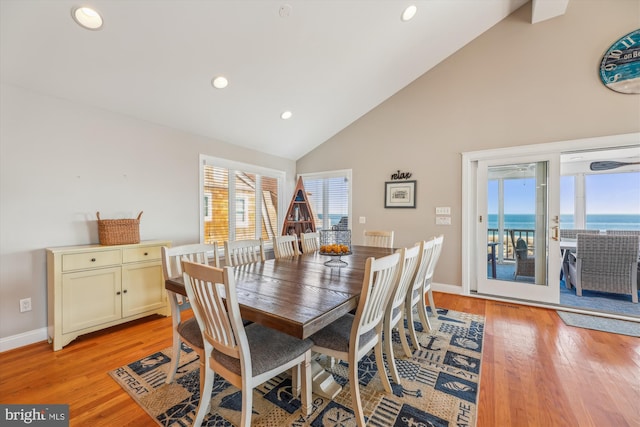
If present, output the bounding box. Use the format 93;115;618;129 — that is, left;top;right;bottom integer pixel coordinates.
488;172;640;215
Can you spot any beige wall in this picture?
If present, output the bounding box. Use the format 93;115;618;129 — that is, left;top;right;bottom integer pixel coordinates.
296;0;640;287
0;84;296;344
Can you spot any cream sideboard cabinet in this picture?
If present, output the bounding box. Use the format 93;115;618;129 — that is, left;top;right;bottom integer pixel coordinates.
46;240;171;351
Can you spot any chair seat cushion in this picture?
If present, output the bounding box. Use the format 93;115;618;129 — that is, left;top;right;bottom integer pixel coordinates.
213;324;312;377
309;313;376;354
177;317;203;349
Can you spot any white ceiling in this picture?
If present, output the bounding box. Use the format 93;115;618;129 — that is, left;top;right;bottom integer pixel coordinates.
1;0;566;160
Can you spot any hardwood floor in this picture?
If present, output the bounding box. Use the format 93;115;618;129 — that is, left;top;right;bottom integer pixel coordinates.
1;293;638;426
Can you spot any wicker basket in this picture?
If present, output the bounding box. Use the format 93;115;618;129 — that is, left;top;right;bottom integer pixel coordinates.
97;211;143;245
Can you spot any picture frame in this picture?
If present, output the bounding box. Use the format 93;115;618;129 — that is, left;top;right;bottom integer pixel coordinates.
385;180;416;208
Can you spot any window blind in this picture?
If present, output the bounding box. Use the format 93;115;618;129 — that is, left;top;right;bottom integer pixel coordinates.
300;170;352;232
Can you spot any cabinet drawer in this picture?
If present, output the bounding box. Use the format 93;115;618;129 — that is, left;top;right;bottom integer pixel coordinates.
62;249;121;271
123;245;162;263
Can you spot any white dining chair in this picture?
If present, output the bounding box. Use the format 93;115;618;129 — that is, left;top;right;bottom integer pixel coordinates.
224;238;265;266
161;243;219;391
363;229;394;248
418;235;444;326
404;239;436;348
182;260;313;427
300;231;320;253
382;244;421;385
309;252;401;427
273;234;300;258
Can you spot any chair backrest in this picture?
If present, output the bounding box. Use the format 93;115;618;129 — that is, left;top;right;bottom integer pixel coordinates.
560;229;599;240
425;235;444;282
224;239;266;266
363;230;394;248
161;243;219;281
273;234;300;258
606;230;640;236
300;232;320;253
181;261;249;370
388;244;421;318
351;252;400;351
408;239;436;301
576;234;640;267
508;230;529;260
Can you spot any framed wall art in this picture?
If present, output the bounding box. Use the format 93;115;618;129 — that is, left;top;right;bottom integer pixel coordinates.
385;180;416;208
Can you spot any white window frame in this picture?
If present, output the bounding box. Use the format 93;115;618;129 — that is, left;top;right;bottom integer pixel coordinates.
199;155;286;244
298;169;352;231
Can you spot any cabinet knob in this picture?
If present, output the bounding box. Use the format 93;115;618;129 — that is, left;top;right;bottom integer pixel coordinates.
91;258;96;262
116;291;121;295
123;289;128;293
144;252;148;256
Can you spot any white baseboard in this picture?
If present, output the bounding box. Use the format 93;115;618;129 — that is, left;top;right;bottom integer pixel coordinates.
432;282;463;295
0;327;48;353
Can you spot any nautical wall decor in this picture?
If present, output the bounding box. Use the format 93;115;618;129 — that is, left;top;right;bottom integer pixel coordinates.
390;170;412;180
599;29;640;94
385;180;416;208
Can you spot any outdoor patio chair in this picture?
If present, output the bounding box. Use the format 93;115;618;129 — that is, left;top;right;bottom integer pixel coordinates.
509;230;535;279
568;234;639;303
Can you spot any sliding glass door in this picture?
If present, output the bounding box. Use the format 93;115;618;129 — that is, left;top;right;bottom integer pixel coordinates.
476;154;561;303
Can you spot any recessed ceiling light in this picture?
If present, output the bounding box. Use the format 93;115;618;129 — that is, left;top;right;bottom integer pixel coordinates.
281;111;293;120
211;76;228;89
401;5;417;22
71;6;103;30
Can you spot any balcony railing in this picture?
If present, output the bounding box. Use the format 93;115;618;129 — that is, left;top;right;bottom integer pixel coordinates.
487;228;535;261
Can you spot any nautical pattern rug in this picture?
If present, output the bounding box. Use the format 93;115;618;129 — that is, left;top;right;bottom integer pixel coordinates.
109;308;484;427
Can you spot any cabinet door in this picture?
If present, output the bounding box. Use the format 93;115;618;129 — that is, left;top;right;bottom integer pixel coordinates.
121;261;165;317
61;267;122;333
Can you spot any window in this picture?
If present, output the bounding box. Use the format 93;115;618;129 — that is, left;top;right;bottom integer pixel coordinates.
299;170;352;232
235;196;249;227
560;175;575;229
203;192;213;221
559;170;640;230
585;171;640;231
200;156;284;248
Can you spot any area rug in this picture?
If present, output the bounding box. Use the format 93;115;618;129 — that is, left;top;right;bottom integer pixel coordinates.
557;311;640;337
109;308;484;427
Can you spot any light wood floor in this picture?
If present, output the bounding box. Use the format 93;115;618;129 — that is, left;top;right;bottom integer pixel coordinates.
1;293;638;427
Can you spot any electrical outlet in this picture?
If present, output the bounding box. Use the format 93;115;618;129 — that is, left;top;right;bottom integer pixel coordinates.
20;298;32;313
359;216;366;224
436;216;451;225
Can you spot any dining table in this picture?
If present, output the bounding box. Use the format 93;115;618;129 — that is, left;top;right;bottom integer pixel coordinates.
165;244;396;398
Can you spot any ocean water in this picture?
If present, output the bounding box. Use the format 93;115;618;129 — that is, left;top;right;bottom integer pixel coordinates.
488;214;640;231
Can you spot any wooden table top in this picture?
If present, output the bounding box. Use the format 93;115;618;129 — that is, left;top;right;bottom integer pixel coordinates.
165;244;395;339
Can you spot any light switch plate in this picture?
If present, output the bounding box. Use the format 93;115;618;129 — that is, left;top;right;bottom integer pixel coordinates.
435;207;451;215
359;216;366;224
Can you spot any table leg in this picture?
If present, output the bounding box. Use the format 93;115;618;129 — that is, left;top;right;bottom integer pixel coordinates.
311;359;342;399
491;245;497;278
561;249;571;289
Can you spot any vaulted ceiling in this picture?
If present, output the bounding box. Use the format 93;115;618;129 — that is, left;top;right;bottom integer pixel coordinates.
0;0;567;160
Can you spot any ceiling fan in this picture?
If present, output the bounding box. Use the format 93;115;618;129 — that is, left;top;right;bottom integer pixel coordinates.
589;161;640;171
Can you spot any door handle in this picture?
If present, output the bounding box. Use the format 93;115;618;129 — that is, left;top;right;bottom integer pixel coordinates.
552;225;559;241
